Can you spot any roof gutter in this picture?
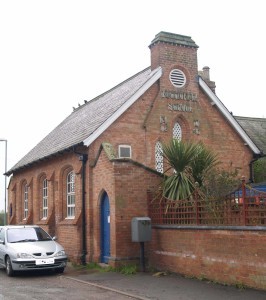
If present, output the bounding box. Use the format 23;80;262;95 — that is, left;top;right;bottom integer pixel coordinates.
198;76;261;155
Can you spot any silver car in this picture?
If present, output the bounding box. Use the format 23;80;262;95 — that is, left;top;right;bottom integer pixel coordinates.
0;225;68;276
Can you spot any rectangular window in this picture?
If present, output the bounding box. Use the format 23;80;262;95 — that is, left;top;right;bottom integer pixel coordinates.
67;194;75;218
24;185;28;219
119;145;131;158
42;179;48;219
67;171;75;218
155;142;164;173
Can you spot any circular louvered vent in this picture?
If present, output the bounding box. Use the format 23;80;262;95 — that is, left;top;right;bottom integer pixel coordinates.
169;69;186;88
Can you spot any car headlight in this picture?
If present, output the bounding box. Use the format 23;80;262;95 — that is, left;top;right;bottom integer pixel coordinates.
54;250;66;257
17;253;33;259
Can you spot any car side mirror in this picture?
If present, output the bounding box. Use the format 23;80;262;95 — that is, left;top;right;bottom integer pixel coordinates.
52;236;58;241
0;239;5;245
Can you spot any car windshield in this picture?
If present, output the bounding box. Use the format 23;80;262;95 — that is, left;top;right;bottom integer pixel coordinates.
7;227;52;243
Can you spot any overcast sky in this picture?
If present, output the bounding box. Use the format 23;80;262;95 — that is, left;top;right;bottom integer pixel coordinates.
0;0;265;210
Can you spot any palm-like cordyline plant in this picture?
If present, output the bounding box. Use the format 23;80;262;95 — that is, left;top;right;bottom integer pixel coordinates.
160;139;219;201
190;142;219;188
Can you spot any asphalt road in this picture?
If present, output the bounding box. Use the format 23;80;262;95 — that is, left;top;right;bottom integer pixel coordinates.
0;267;133;300
1;265;266;300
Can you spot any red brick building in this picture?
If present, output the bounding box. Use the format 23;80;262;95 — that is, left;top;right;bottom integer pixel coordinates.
6;32;265;268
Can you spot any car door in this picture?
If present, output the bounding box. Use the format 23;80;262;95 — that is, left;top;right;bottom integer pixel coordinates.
0;228;6;266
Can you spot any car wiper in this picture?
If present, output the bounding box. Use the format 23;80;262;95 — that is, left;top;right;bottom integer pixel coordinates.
11;239;37;243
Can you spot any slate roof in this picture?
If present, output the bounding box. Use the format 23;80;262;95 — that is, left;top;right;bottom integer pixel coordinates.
235;116;266;154
7;67;158;175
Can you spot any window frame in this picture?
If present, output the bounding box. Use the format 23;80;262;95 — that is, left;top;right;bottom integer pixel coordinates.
155;141;164;173
23;183;29;220
42;178;48;220
118;145;132;158
66;171;75;219
173;122;182;141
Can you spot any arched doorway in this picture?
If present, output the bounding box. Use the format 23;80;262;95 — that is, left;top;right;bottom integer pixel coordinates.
100;192;110;263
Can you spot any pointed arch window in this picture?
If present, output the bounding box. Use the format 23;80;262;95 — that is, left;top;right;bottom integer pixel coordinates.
67;171;75;218
173;122;182;141
155;141;163;173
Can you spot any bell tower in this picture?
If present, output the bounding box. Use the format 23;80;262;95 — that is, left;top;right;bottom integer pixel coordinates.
149;32;199;92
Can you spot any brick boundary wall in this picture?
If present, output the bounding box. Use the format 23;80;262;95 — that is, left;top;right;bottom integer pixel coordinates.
148;226;266;290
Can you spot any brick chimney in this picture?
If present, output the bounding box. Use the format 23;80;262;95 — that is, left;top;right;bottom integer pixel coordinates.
149;32;198;68
149;32;199;92
198;66;216;93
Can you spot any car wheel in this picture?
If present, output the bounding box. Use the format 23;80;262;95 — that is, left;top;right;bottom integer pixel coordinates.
6;256;14;277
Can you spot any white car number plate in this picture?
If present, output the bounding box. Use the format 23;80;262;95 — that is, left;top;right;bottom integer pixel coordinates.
35;258;55;265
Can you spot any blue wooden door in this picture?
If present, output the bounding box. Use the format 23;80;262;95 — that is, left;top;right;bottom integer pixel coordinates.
100;193;110;263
